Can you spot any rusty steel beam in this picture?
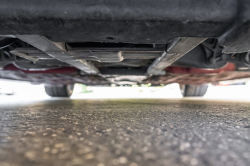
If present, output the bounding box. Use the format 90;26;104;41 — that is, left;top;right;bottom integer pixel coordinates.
16;35;100;74
147;37;207;75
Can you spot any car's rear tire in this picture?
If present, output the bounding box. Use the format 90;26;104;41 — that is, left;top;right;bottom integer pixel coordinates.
179;84;208;97
44;84;74;97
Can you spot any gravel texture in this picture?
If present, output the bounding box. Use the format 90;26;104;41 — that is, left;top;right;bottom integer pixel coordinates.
0;98;250;166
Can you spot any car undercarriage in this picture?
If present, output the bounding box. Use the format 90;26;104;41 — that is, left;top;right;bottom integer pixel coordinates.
1;0;250;97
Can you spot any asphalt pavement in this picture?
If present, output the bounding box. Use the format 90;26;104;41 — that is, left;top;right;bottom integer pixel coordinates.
0;98;250;166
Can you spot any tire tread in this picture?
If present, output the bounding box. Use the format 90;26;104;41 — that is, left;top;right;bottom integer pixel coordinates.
44;84;74;97
183;84;208;97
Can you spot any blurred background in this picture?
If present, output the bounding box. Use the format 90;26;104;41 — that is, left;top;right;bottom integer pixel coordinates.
1;79;250;102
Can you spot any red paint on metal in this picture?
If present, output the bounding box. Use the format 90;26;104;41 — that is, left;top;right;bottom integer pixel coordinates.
3;64;77;74
165;63;235;74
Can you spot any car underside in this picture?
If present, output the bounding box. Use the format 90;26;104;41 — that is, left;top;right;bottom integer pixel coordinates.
1;0;250;97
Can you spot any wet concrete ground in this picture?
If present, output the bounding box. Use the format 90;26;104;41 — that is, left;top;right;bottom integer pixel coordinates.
0;98;250;166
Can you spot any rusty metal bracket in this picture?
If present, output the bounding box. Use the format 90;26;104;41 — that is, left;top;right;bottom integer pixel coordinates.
10;50;39;63
15;35;100;74
147;37;207;75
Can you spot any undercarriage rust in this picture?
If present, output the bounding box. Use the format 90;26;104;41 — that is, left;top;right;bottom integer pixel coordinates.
164;63;236;74
143;71;250;85
1;64;250;86
0;67;110;86
143;63;249;85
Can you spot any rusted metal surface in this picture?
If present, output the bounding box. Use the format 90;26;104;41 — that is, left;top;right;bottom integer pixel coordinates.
144;63;250;85
1;63;250;85
147;37;207;75
143;71;250;85
165;63;236;74
0;70;110;85
16;35;100;74
4;64;78;74
1;69;250;86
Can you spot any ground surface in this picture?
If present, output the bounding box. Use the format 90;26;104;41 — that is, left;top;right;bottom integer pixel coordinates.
0;98;250;166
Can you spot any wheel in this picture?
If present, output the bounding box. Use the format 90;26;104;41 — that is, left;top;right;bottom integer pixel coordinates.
44;84;74;97
179;84;208;97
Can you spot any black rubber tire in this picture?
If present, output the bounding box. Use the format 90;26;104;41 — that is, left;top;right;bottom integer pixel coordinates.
179;84;208;97
44;84;74;97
